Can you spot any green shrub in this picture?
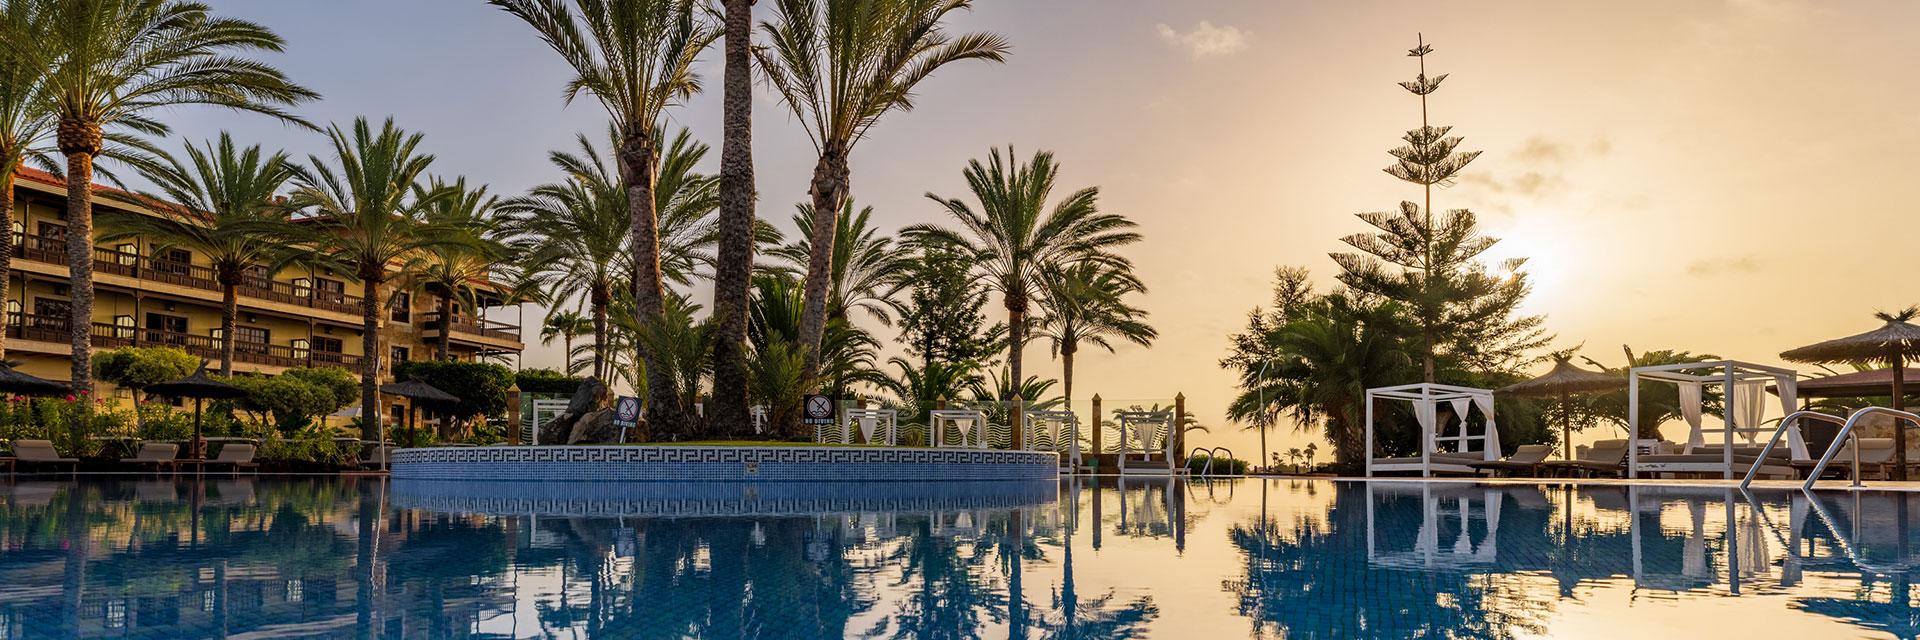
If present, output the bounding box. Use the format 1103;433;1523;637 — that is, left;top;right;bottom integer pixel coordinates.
225;367;356;434
1185;454;1249;475
93;347;199;393
254;429;352;465
394;360;514;423
514;368;586;394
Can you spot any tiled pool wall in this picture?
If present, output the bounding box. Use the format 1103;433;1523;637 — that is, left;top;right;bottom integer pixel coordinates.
390;445;1059;482
390;477;1061;517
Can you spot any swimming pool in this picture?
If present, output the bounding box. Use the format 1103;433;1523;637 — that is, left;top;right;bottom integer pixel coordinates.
0;477;1911;638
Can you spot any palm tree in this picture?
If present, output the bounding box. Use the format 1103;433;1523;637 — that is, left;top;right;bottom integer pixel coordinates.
768;199;908;326
23;0;316;390
0;1;55;361
540;309;592;375
99;133;299;376
907;148;1142;402
413;176;508;361
754;0;1008;379
708;0;758;439
287;118;452;442
747;273;880;425
1035;259;1156;408
491;0;719;434
1224;293;1414;466
500;126;720;383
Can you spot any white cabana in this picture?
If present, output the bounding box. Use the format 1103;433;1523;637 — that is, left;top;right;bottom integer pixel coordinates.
1365;383;1500;477
1627;360;1804;479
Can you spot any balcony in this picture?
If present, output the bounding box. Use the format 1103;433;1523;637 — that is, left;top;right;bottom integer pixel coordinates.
5;313;362;370
421;312;522;343
13;233;366;317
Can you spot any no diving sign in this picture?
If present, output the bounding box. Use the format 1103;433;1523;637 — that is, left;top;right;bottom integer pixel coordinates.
802;394;835;426
614;396;640;442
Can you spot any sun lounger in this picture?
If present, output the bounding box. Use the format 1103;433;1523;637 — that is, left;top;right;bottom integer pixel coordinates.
122;442;181;473
1540;439;1630;478
1468;444;1555;477
10;440;78;474
1636;444;1796;478
189;444;257;475
1793;437;1895;481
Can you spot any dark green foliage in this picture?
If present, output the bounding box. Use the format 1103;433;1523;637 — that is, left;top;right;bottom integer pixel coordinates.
228;367;356;434
92;346;199;392
892;248;1003;369
393;360;515;422
515;368;587;395
1186;454;1248;475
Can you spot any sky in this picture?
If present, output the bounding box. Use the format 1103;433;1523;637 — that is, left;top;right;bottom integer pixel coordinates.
157;0;1920;462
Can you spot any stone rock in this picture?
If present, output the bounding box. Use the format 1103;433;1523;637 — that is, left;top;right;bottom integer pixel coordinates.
567;408;633;444
540;377;613;444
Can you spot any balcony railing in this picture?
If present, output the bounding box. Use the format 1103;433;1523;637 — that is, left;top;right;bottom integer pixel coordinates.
422;311;521;342
13;232;366;316
6;313;362;370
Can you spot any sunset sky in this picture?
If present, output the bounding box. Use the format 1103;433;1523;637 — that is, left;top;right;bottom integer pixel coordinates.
164;0;1920;459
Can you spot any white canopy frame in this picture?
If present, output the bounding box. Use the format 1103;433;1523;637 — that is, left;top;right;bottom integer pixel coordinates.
1627;360;1802;479
1365;383;1501;478
841;407;899;446
1025;409;1081;468
1115;410;1175;475
931;409;988;448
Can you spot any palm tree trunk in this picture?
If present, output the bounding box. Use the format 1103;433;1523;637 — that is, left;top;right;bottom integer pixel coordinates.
220;281;239;376
1006;296;1026;402
797;148;850;381
708;0;757;439
1061;344;1075;409
563;334;575;376
359;279;383;442
0;169;14;361
436;293;452;361
61;148;96;391
591;288;609;381
618;128;682;436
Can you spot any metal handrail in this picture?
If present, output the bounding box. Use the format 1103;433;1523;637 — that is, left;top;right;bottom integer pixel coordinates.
1189;447;1214;476
1801;407;1920;491
1211;447;1237;476
1738;410;1847;488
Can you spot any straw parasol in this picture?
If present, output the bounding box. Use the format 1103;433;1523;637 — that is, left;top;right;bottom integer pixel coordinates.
147;362;248;459
1780;307;1920;479
0;362;72;397
379;379;458;459
1497;357;1626;460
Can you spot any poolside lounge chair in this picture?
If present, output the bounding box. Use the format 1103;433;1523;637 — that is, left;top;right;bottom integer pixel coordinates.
1468;444;1555;477
11;440;77;474
1794;437;1895;481
122;442;181;473
192;444;257;475
1540;439;1629;478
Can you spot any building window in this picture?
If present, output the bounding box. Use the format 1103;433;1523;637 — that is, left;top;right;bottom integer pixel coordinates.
292;277;312;298
115;242;138;267
37;221;64;240
315;278;345;301
105;599;125;629
235;326;269;345
291;338;310;360
5;299;18;319
391;346;409;364
389;292;411;323
114;315;135;339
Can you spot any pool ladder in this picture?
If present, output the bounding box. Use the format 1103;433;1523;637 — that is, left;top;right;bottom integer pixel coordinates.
1188;447;1237;477
1740;406;1920;490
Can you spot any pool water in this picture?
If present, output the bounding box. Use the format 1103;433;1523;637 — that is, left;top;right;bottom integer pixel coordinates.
0;477;1914;639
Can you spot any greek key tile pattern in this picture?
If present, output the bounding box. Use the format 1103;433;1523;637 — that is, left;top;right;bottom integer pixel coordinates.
390;478;1059;517
390;445;1059;482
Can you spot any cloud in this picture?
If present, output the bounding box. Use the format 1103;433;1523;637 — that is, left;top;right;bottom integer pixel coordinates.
1461;135;1611;196
1686;255;1764;276
1155;21;1249;59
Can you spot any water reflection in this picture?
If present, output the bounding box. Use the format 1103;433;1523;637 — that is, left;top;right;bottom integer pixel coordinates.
7;477;1920;638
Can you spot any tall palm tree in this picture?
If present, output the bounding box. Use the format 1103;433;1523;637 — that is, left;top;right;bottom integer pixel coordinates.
413;176;508;361
708;0;758;439
500;126;720;381
287;117;451;442
23;0;315;390
0;2;54;362
754;0;1007;379
768;200;907;326
1225;294;1414;466
99;133;299;376
540;309;592;375
907;148;1141;402
1035;259;1156;408
492;0;719;435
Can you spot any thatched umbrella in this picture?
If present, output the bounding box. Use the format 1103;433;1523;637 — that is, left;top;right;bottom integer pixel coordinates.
1780;307;1920;479
379;379;458;458
147;362;247;460
0;362;72;397
1497;357;1626;460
